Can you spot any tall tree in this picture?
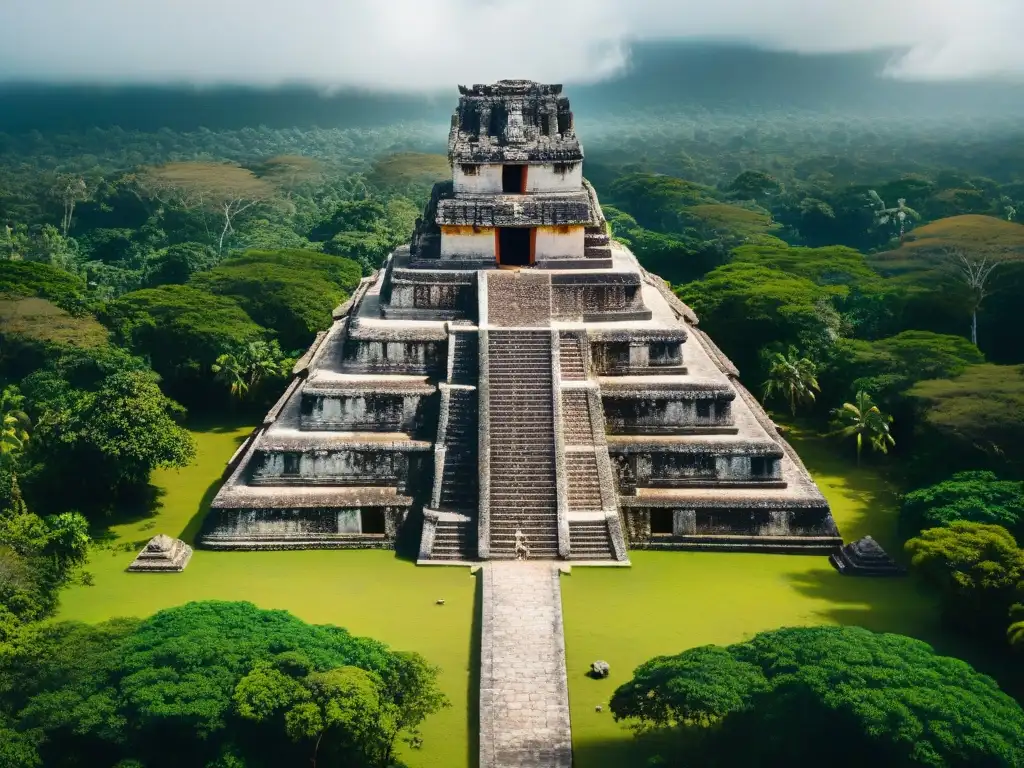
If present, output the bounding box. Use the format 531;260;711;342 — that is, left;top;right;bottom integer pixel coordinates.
609;625;1024;766
906;521;1024;641
135;163;279;256
49;173;90;236
830;390;895;465
868;190;920;244
761;347;820;416
947;247;999;346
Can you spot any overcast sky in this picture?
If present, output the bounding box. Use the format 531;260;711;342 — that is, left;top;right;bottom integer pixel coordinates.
0;0;1020;90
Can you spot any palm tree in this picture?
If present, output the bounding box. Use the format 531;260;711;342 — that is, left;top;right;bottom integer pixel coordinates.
212;351;249;400
212;341;290;401
1;386;32;515
1008;605;1024;649
762;347;820;416
829;390;895;466
868;191;920;244
0;385;30;463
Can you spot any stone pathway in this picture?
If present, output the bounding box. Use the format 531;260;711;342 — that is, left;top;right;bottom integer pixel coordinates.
480;561;572;767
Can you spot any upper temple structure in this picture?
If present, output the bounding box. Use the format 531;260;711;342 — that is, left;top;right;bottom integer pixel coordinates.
201;80;842;562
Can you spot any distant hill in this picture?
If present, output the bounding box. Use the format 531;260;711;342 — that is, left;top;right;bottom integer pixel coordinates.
3;42;1024;133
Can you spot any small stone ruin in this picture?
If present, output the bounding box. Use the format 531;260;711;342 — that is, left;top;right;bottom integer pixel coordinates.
590;660;610;679
127;534;193;572
829;535;906;577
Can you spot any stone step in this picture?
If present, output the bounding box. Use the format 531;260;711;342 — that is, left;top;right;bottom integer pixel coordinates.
491;498;557;505
491;536;559;545
490;489;557;495
486;411;554;418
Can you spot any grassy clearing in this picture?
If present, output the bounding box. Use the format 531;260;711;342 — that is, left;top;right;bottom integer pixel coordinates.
57;421;978;768
561;431;959;768
58;421;477;768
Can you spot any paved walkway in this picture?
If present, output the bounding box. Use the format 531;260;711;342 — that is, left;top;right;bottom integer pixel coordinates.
479;562;572;767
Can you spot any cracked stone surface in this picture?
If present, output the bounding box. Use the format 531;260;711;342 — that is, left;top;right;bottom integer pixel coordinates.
480;562;572;768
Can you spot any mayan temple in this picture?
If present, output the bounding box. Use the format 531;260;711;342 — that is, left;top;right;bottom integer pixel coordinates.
202;79;842;562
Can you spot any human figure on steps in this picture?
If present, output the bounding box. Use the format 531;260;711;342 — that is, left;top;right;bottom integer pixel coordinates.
514;528;530;560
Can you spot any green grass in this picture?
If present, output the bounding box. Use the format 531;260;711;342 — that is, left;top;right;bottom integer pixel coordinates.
58;422;478;768
561;431;958;768
57;422;979;768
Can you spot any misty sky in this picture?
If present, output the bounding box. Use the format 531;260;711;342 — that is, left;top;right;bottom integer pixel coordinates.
0;0;1020;90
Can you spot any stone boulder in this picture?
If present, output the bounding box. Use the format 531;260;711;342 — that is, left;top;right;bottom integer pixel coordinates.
829;535;906;577
590;660;610;679
127;534;193;573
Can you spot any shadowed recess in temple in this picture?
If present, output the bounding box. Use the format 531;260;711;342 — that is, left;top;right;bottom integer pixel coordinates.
201;80;841;561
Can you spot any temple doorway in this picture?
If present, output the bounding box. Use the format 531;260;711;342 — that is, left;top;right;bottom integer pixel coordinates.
502;164;526;193
497;227;532;266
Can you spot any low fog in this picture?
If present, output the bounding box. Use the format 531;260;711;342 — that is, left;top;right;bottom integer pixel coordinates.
0;0;1021;89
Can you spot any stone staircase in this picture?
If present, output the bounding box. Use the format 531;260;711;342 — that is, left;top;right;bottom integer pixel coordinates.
450;330;478;385
431;517;475;560
566;451;603;510
557;331;624;562
584;223;612;262
569;520;616;560
487;330;560;559
439;388;479;513
419;327;479;562
559;334;587;380
561;390;593;443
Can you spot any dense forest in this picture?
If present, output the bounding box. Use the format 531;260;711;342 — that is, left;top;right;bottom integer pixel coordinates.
2;46;1024;763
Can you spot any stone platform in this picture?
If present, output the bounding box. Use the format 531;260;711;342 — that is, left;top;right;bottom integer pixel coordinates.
830;535;906;576
127;534;193;572
480;562;572;767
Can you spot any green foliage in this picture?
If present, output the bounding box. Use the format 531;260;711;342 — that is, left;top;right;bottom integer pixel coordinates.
906;521;1024;641
366;153;449;196
103;284;266;402
606;173;718;231
0;601;448;768
731;243;881;288
762;347;820;416
212;340;293;402
685;204;776;240
19;363;194;514
229;218;322;255
0;387;31;466
602;205;639;241
191;249;359;349
677;262;839;379
874;215;1024;277
901;471;1024;540
144;242;218;286
727;170;784;202
610;625;1024;767
908;364;1024;477
307;200;405;273
0;261;87;313
0;497;90;626
829;390;895;465
831;331;983;405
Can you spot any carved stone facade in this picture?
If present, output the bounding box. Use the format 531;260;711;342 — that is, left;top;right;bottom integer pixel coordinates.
203;81;841;559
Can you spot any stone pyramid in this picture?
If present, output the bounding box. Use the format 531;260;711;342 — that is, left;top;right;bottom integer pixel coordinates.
127;534;193;572
829;535;906;577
